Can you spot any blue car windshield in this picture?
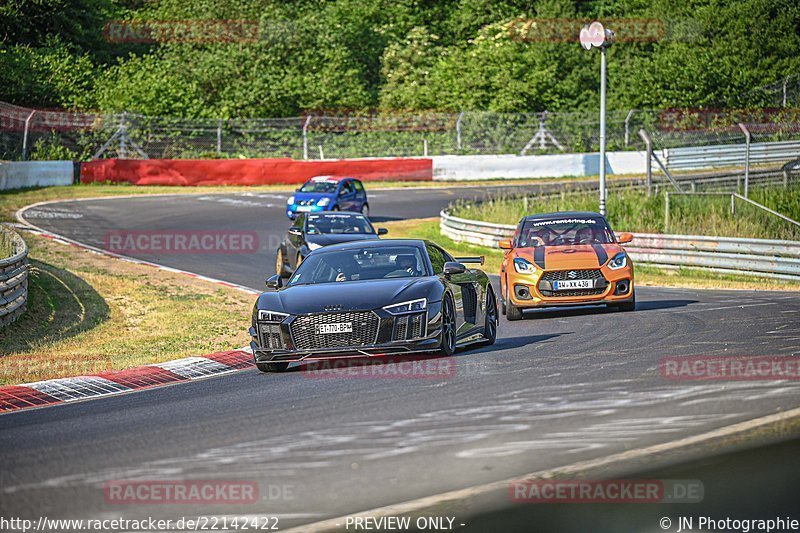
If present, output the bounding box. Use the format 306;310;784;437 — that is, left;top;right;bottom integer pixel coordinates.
287;246;427;285
299;180;339;193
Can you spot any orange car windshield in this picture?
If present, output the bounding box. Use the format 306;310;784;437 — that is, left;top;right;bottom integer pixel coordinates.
517;217;615;247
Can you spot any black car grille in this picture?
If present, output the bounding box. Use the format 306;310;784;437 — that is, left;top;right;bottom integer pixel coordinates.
539;269;608;298
258;323;285;350
392;312;426;341
541;287;606;297
290;311;379;350
541;269;605;282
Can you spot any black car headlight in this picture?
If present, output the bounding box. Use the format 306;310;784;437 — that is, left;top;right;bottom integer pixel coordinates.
258;310;289;323
608;252;628;270
383;298;427;315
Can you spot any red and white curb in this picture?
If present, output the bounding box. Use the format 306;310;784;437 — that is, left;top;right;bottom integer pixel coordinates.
0;349;254;413
2;203;263;415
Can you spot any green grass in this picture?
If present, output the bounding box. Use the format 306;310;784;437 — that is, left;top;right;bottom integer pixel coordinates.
0;234;254;385
449;184;800;240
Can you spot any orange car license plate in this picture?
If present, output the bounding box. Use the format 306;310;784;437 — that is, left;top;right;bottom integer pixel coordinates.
554;280;592;290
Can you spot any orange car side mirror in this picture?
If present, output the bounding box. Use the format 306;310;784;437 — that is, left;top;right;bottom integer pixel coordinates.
498;239;513;250
617;232;633;244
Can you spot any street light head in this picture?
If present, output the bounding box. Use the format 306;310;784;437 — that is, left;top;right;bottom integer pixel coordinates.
579;21;613;50
604;28;615;47
580;21;604;49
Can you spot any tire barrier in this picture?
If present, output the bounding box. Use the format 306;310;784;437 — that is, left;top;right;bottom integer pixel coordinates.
0;226;28;327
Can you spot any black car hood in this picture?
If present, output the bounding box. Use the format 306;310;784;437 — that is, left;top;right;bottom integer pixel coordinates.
306;233;379;247
258;277;440;315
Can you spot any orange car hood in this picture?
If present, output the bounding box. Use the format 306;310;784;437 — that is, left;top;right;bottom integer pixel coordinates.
515;243;623;270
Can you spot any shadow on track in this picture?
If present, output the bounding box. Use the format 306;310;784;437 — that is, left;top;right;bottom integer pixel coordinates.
467;333;565;353
281;334;565;373
366;215;404;223
511;299;697;320
633;299;698;311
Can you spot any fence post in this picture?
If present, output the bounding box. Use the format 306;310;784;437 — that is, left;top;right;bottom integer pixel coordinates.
423;139;428;157
783;75;790;108
624;109;635;147
303;116;311;160
318;145;324;160
21;111;36;161
731;193;735;216
119;112;128;159
738;123;750;198
216;119;223;155
456;111;463;151
639;129;652;197
664;192;670;232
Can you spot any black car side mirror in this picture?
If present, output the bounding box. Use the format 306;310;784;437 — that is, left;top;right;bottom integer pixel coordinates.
288;227;302;236
266;275;283;290
443;261;467;276
377;228;388;235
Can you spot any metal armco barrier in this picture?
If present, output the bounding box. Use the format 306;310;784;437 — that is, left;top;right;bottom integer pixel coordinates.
440;210;800;280
0;226;29;327
664;140;800;170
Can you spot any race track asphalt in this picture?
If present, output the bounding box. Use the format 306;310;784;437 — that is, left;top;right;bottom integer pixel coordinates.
3;184;800;531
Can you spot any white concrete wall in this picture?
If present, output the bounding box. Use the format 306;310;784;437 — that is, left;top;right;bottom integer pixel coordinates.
432;151;648;181
0;161;74;190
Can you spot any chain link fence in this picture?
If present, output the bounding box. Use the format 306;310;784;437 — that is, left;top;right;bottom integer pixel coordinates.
1;103;662;161
2;100;799;162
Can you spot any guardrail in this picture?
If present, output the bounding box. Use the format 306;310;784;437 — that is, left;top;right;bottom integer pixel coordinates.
0;226;29;327
440;210;800;280
664;140;800;171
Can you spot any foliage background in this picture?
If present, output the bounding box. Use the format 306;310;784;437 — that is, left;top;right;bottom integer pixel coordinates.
2;0;799;117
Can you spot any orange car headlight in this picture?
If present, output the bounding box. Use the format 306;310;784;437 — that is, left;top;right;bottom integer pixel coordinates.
513;257;537;275
608;252;629;270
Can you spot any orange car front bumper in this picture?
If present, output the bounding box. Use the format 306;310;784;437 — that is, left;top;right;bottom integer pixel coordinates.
504;264;635;308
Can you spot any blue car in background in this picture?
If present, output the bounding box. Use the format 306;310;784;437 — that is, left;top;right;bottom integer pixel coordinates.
286;176;369;219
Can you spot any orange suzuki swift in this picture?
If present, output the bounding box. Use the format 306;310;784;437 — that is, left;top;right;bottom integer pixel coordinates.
499;211;635;320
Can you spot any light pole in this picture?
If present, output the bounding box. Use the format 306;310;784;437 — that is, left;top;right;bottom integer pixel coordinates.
580;21;614;216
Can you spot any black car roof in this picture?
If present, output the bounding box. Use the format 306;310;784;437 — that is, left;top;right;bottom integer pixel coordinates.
312;239;426;252
521;211;606;222
306;211;366;218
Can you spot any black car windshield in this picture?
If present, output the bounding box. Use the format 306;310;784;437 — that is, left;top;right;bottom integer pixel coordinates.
299;179;340;193
287;246;427;285
517;217;615;247
306;214;375;235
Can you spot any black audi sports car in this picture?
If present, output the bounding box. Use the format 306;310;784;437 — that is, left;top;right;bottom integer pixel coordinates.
276;212;388;277
251;239;498;372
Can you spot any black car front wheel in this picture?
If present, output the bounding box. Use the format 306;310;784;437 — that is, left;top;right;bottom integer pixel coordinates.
611;291;636;312
483;287;498;345
256;362;290;373
437;294;456;356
